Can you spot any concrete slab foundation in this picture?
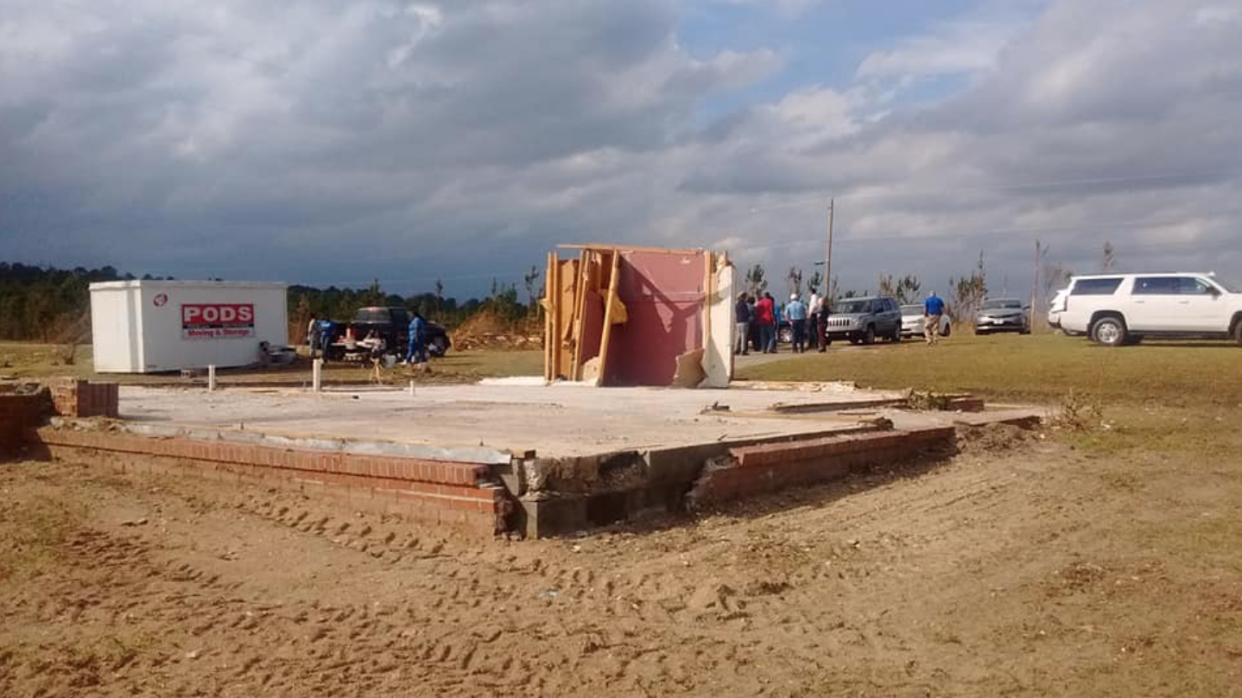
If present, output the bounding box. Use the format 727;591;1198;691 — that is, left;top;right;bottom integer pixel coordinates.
16;381;1047;538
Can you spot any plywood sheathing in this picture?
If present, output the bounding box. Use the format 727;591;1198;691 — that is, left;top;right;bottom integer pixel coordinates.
545;243;734;387
702;255;734;388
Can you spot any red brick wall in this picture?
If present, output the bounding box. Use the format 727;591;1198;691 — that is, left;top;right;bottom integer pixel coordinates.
29;427;510;537
688;427;955;507
0;393;50;456
50;380;119;418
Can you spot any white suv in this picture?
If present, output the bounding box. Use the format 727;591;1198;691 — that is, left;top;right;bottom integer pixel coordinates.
1056;272;1242;346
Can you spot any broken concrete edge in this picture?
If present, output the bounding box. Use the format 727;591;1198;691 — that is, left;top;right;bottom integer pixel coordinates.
768;397;909;414
53;417;515;466
509;423;891;538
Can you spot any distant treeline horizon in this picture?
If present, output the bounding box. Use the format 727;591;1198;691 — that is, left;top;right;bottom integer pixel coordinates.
0;261;536;343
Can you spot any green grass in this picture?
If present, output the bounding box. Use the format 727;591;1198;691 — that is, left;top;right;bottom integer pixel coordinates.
739;333;1242;407
431;349;543;377
0;341;544;383
741;333;1242;457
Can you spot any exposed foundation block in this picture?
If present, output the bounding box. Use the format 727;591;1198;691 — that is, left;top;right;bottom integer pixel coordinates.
687;427;956;507
49;379;120;418
28;426;510;537
0;391;51;456
515;425;957;538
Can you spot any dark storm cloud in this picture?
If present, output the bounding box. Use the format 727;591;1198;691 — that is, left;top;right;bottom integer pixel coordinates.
1;0;1240;296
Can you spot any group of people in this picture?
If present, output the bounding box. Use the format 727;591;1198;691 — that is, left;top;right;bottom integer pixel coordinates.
304;312;429;365
733;289;949;354
733;290;831;355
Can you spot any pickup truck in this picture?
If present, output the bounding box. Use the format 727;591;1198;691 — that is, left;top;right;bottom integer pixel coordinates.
324;306;452;361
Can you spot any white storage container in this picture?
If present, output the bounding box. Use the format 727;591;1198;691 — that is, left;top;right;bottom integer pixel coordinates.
89;280;288;373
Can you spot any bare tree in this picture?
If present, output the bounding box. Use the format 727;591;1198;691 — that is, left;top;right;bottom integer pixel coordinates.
895;274;921;305
523;265;542;315
786;266;803;298
877;273;896;299
1041;261;1072;301
806;270;823;296
950;251;988;329
1101;240;1117;271
745;264;768;296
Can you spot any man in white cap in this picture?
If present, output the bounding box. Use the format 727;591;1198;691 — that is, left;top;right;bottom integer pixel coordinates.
785;292;808;353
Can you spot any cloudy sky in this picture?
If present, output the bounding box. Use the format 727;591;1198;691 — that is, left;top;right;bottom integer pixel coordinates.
3;0;1240;298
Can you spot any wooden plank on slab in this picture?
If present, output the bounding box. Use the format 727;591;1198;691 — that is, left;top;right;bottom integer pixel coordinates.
543;251;556;381
570;249;590;380
595;251;624;386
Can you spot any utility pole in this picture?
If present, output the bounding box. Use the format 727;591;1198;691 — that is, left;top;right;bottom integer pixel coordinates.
814;199;835;301
1031;239;1042;332
824;199;834;297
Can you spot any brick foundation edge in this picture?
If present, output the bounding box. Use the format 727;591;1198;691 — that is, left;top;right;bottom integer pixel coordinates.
686;426;956;508
26;427;513;538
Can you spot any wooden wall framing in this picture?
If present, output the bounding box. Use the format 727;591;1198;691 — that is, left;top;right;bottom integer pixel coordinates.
542;244;732;387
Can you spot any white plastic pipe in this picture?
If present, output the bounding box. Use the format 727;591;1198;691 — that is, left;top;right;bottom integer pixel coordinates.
207;365;217;392
312;359;323;392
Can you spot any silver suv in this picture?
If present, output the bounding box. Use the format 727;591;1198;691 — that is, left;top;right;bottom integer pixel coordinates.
825;296;903;345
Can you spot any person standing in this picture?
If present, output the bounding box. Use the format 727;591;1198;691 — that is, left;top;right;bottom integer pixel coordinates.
785;293;808;353
404;311;428;365
316;318;336;361
734;292;751;356
306;313;319;358
807;290;821;350
923;291;946;345
755;292;776;354
746;296;758;352
816;296;830;352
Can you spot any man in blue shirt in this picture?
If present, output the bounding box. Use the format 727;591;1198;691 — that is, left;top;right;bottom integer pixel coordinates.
785;293;808;352
923;291;946;345
317;319;335;361
404;312;428;365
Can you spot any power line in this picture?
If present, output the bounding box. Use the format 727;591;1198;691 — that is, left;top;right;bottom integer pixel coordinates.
744;169;1240;216
732;216;1211;255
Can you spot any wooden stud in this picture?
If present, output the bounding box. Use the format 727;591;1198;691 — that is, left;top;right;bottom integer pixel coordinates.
544;251;556;381
595;251;624;386
570;249;590;380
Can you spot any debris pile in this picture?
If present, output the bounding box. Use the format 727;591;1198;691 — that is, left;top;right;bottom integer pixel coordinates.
451;311;543;351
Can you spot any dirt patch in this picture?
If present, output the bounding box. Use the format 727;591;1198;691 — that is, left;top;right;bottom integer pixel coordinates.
956;421;1039;453
2;438;1241;696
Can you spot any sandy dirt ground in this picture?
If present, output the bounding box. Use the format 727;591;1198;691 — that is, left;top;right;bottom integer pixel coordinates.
2;427;1241;697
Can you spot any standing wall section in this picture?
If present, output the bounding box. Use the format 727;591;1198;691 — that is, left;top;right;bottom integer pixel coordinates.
605;250;707;386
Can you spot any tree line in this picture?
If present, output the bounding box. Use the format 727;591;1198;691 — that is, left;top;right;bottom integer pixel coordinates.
0;262;538;343
0;263;139;342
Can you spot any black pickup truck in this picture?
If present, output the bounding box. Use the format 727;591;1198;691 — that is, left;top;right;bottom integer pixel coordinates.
324;306;452;361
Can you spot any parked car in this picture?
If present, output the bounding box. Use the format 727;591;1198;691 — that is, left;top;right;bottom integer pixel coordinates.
324;306;452;361
1047;288;1069;330
900;304;952;339
974;298;1030;335
824;296;902;345
1058;272;1242;346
